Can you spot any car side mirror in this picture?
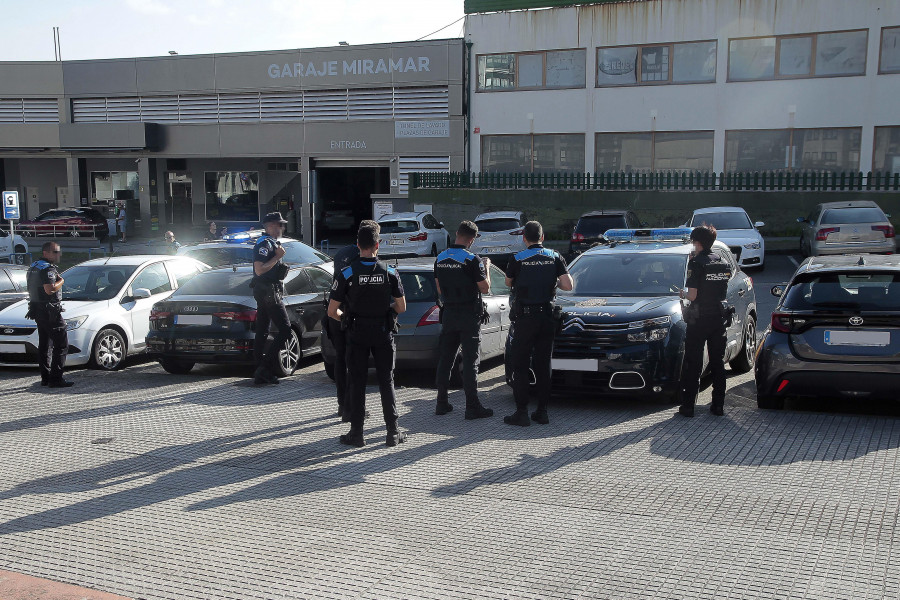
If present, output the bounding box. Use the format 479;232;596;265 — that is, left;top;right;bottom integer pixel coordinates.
132;288;152;299
439;222;444;228
796;217;806;223
755;221;765;228
771;285;785;297
885;213;892;219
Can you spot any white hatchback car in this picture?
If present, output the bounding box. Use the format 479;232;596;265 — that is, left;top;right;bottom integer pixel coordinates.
378;212;449;257
0;255;208;370
469;211;528;263
688;206;766;270
0;229;29;264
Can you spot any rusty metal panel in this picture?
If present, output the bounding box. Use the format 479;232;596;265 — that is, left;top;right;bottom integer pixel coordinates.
464;0;635;14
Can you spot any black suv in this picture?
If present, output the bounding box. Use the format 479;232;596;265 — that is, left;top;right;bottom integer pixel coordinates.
568;210;645;260
756;254;900;409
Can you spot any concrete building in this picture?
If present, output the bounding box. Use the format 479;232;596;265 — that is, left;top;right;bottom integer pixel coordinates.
465;0;900;176
0;39;464;242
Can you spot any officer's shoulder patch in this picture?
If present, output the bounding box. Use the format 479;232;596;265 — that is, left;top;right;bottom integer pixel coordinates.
386;265;397;276
341;265;353;279
258;246;269;257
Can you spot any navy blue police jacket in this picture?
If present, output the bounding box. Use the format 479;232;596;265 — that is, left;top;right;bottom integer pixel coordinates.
505;244;568;305
331;257;404;319
27;260;62;304
434;244;486;306
252;235;284;284
685;250;731;316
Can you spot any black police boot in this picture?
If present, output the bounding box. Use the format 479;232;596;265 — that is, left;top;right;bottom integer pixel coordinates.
503;408;531;427
48;379;75;388
40;375;49;386
385;426;408;447
253;366;279;385
530;407;550;425
435;400;453;415
339;427;365;448
464;403;493;420
710;403;725;416
678;404;695;417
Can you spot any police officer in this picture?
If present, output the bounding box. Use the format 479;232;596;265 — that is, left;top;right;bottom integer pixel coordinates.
504;221;572;426
678;225;731;417
433;220;493;419
328;225;407;447
327;220;379;420
251;212;291;385
26;242;72;388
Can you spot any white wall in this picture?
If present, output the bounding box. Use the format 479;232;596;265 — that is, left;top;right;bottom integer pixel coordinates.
466;0;900;172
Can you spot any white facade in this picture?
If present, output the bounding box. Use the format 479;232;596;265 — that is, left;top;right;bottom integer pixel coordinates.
466;0;900;174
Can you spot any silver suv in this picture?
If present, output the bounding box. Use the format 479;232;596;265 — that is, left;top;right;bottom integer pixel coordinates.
469;211;528;264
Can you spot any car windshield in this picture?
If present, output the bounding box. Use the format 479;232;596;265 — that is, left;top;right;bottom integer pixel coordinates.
175;271;254;296
380;220;419;234
690;211;752;230
282;242;330;264
476;218;520;232
564;253;688;296
820;207;887;225
61;265;138;301
782;272;900;311
575;215;627;238
399;271;437;302
181;242;328;268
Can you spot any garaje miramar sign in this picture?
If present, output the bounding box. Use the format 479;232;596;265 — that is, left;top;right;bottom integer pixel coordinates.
268;57;431;79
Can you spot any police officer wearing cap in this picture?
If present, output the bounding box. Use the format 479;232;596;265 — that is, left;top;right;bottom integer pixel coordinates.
678;224;732;417
433;220;494;420
26;241;73;388
328;225;408;447
326;220;379;420
251;212;291;385
504;221;572;426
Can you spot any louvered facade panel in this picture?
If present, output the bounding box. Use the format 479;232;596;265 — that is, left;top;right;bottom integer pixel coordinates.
398;156;450;195
218;93;261;122
104;97;141;122
348;88;393;120
139;96;179;123
178;94;219;123
393;87;450;119
260;92;303;121
0;99;26;123
304;90;348;121
22;99;60;123
72;98;108;123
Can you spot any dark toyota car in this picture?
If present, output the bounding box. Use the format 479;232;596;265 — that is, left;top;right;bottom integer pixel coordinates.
545;228;757;402
146;264;332;376
756;254;900;409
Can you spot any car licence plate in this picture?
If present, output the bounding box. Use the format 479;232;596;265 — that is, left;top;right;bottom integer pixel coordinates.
485;246;510;253
0;343;26;353
824;330;890;347
390;239;404;245
551;358;598;371
175;314;213;326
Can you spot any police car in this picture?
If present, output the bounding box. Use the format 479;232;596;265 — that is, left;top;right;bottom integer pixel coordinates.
176;232;329;268
544;228;758;401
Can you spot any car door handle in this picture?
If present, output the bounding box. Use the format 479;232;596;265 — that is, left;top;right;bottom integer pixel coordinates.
738;289;746;296
499;304;507;310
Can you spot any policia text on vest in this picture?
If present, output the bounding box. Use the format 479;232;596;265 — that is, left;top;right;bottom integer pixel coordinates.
25;242;73;388
433;220;494;420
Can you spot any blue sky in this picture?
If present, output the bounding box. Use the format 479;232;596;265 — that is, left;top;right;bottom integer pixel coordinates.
2;0;465;61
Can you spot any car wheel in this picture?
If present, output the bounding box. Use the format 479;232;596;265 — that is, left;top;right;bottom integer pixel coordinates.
430;243;438;257
757;395;785;410
90;328;126;370
324;360;335;381
160;357;195;374
274;329;301;377
730;316;756;374
13;246;26;264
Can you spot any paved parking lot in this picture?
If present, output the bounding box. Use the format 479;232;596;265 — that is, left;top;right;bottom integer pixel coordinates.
0;251;898;600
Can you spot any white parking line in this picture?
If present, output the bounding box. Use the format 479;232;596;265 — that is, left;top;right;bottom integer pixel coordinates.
788;255;800;268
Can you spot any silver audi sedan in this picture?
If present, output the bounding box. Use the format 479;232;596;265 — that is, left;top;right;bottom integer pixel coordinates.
798;200;896;257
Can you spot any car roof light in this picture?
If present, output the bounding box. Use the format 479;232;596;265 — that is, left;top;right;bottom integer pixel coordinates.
604;228;693;242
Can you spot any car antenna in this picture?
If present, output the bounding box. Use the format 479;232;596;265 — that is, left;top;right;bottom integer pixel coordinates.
857;256;865;266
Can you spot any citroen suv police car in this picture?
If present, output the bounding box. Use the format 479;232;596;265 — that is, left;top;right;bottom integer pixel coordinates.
547;228;758;401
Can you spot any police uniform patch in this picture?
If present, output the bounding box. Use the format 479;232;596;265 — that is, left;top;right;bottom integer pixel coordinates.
47;272;56;282
258;247;269;257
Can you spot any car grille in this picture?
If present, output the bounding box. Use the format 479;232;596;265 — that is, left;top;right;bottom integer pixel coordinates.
555;326;630;352
552;370;612;391
0;326;36;336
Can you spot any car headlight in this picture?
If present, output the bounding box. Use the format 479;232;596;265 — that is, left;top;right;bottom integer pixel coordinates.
626;315;670;328
743;242;761;250
65;315;88;330
626;316;670;342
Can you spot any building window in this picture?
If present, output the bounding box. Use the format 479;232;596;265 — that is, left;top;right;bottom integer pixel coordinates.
880;27;900;74
595;131;714;172
481;134;585;172
725;128;861;172
874;127;900;173
597;40;716;86
204;171;260;222
477;49;586;91
728;30;867;81
90;171;138;206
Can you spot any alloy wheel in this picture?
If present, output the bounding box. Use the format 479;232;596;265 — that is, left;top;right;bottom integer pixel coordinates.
96;332;124;369
279;330;300;375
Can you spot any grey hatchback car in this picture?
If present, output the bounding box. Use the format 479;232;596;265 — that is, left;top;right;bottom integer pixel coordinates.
798;200;895;257
755;254;900;409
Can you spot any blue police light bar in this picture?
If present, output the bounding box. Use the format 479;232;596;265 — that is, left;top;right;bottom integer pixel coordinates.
604;227;693;242
223;229;265;243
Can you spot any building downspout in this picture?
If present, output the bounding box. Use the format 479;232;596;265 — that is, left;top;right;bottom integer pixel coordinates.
465;36;473;174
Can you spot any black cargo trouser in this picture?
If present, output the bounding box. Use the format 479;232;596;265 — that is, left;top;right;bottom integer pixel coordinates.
507;308;557;411
33;306;68;383
680;315;727;408
254;288;292;375
346;318;398;431
327;317;349;409
435;305;482;408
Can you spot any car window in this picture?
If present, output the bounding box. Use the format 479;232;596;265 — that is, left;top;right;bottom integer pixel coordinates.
820;207;887;225
181;246;254;268
284;270;313;295
422;215;438;229
7;269;26;291
130;263;173;296
61;265;138;301
281;241;330;265
783;273;900;311
305;266;333;292
175;271;253;296
808;209;821;224
399;271;437;302
380;220;419;234
476;218;521;232
166;260;202;288
0;271;15;293
575;215;628;238
489;265;509;295
690;212;752;230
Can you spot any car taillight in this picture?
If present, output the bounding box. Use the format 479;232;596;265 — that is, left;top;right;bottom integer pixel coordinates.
214;310;257;321
408;232;428;242
417;305;441;327
571;232;585;242
771;312;792;333
815;227;839;241
509;229;524;235
149;309;171;321
872;225;895;238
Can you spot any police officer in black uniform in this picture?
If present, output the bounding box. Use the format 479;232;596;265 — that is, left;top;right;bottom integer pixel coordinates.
504;221;573;426
26;241;73;388
327;220;379;419
328;225;408;447
678;225;732;417
251;212;291;385
433;220;494;419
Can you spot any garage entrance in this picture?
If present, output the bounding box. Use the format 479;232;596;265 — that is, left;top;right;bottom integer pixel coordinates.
314;166;389;244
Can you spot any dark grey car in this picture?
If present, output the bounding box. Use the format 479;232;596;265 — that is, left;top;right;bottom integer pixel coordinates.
755;254;900;409
0;265;28;312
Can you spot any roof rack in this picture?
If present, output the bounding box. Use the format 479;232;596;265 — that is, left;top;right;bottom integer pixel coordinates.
604;228;693;243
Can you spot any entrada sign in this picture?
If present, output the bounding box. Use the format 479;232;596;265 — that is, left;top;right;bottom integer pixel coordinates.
269;57;431;79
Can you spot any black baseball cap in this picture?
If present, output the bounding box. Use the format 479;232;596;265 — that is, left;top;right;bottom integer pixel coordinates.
263;212;288;225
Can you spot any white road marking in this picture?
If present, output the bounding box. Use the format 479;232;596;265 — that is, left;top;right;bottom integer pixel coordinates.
788;255;800;268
